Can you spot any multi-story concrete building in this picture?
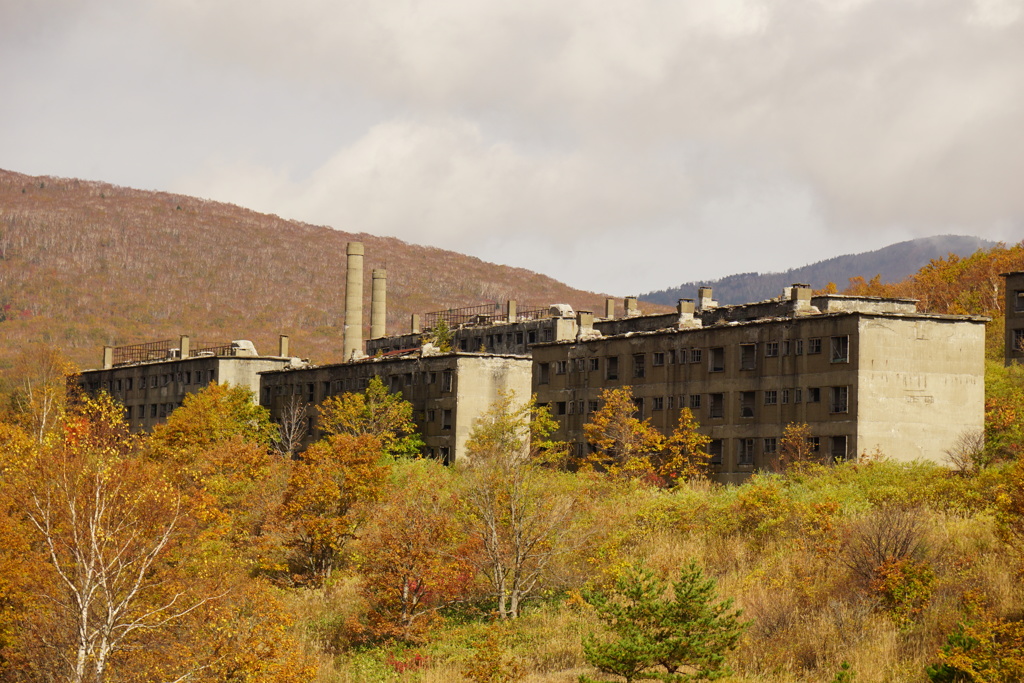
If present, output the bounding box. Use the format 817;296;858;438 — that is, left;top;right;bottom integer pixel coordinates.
365;301;586;357
75;237;990;475
76;335;300;432
259;350;532;463
1002;271;1024;365
530;286;987;483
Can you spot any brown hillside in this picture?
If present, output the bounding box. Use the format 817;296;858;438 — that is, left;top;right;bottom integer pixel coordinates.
0;169;630;372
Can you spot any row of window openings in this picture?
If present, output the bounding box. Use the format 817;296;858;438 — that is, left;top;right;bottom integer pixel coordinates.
715;435;850;466
540;336;850;383
100;370;216;394
124;402;182;420
265;371;455;403
457;328;552;351
553;386;848;417
568;435;849;465
424;409;454;430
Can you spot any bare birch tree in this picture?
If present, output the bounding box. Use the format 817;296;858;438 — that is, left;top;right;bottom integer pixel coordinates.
461;393;580;619
14;395;223;683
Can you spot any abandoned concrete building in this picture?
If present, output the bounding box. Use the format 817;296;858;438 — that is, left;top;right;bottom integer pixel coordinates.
76;335;300;432
260;352;531;463
76;241;991;478
531;287;986;484
1001;271;1024;366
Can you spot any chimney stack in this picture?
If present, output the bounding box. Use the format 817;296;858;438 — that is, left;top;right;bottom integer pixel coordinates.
279;334;290;357
179;335;190;359
624;297;639;317
343;242;365;360
698;287;717;311
506;300;517;322
371;268;387;339
605;298;615;319
102;346;113;369
411;314;421;334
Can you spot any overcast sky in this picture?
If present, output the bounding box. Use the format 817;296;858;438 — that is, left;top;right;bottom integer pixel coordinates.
2;1;1022;295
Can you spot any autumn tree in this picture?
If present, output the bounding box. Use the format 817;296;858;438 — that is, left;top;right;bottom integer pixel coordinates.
4;343;77;444
461;393;581;619
278;433;390;584
317;375;423;457
353;461;476;642
652;408;713;484
5;394;224;683
583;387;664;478
150;381;278;458
770;422;819;471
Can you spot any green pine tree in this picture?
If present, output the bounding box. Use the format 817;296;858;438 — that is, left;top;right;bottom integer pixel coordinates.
581;561;746;682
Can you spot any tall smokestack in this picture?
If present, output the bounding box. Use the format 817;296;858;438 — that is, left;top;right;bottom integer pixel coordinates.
344;242;365;360
371;268;387;339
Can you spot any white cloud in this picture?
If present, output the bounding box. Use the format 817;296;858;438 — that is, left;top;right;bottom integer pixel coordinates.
5;0;1024;293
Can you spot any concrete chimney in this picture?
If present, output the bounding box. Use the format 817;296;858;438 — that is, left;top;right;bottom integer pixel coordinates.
576;311;596;340
411;314;421;334
371;268;387;339
676;299;700;328
343;242;365;360
605;298;615;319
278;334;290;357
624;297;640;317
506;300;517;322
698;287;717;311
790;283;813;315
102;346;113;369
179;335;190;359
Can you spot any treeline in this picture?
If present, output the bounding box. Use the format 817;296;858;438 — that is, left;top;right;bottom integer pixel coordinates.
0;169;617;372
3;343;1024;682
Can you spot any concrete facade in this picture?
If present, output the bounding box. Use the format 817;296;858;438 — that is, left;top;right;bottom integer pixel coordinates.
1002;271;1024;365
531;297;986;483
77;336;299;432
259;351;533;463
365;302;584;357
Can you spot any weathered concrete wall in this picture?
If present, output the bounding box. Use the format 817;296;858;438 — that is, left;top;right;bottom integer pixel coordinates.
855;316;986;463
453;355;534;463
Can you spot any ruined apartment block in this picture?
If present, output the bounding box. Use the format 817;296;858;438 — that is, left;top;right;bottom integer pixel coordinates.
77;335;299;432
532;286;987;483
259;351;532;463
75;240;995;478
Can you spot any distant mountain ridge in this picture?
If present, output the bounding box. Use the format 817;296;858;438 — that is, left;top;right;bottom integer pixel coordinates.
640;235;997;307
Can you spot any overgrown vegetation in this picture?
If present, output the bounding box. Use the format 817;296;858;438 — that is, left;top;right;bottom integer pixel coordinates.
2;342;1024;682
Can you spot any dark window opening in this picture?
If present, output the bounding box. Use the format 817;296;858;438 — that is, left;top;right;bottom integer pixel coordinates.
740;344;756;370
710;347;724;372
831;335;850;363
740;391;755;418
710;393;724;419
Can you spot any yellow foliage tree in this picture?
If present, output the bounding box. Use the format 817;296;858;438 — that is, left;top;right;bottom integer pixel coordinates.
653;407;713;484
583;387;664;479
317;375;423;457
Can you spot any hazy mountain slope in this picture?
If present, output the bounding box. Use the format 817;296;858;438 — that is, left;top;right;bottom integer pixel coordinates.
0;169;618;371
641;235;997;306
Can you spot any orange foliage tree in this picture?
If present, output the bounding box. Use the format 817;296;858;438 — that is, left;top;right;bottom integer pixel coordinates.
278;433;390;585
353;462;476;642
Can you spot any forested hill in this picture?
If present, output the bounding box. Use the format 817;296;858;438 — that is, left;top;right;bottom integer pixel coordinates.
0;169;615;371
641;235;996;306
